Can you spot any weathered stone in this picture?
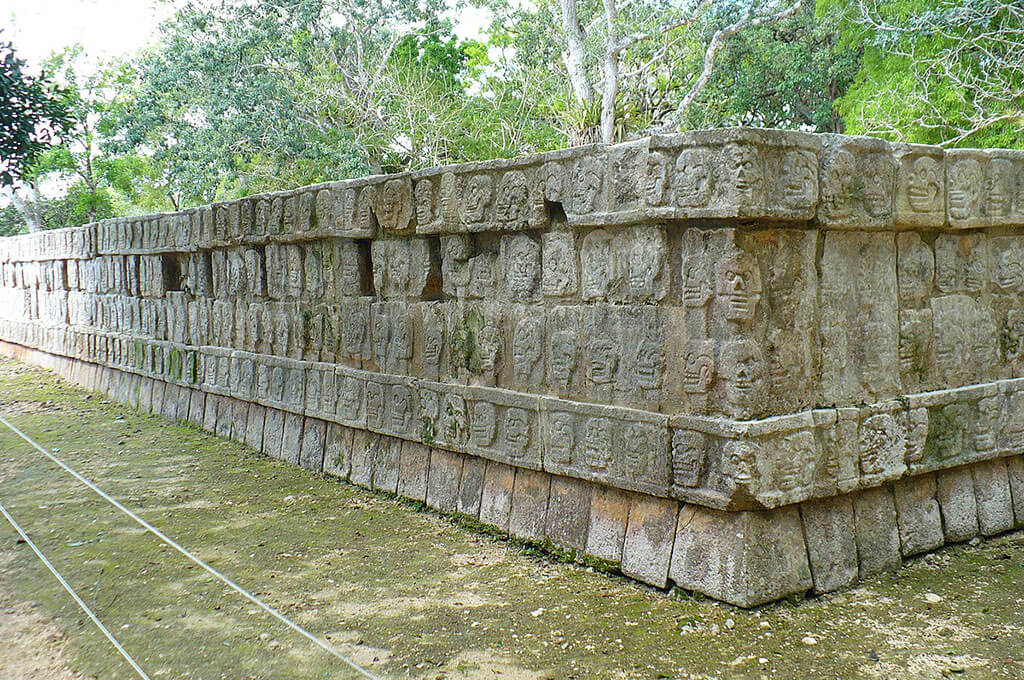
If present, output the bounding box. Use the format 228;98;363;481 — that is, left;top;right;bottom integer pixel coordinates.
262;408;285;459
372;436;401;493
621;494;677;589
935;467;980;543
322;423;352;479
244;403;265;451
478;460;515;532
670;505;812;607
298;417;326;473
973;458;1015;536
545;476;592;551
508;467;550;540
457;455;486;517
1008;455;1024;527
427;449;463;514
853;487;902;577
280;412;304;465
893;475;944;557
799;496;858;594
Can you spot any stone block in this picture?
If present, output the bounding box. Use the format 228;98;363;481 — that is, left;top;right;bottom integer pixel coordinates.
799;496;858;594
853;487;902;577
298;417;326;473
508;468;550;541
457;455;486;517
244;403;265;452
479;460;515;531
973;459;1015;536
935;467;979;543
230;398;249;443
427;449;463;514
1008;456;1024;527
202;393;219;434
151;379;166;417
372;436;401;493
262;408;285;459
669;505;812;607
187;389;206;427
214;396;232;439
586;485;630;563
893;475;944;557
323;424;352;479
544;476;592;551
621;494;677;589
280;412;304;465
397;441;431;502
349;429;380;488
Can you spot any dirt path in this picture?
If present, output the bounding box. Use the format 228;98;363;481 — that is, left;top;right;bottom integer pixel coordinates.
1;358;1023;680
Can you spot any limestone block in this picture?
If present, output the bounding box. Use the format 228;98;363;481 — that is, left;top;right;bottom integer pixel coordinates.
820;232;900;404
349;429;381;488
465;386;541;470
280;412;304;465
372;436;401;493
670;505;812;607
298;417;326;473
818;135;895;230
230;398;249;443
1008;455;1024;527
932;294;996;387
936;467;980;543
261;408;285;458
800;496;858;594
853;487;902;577
478;460;515;531
895;145;945;228
322;423;352;479
621;494;677;589
540;231;578;298
427;449;464;514
457;455;486;517
244;403;266;452
501;233;541;302
893;475;944;557
973;458;1015;536
540;396;670;498
645;129;820;223
372;176;414;235
508;467;550;540
201;390;218;433
397;441;431;502
544;476;591;551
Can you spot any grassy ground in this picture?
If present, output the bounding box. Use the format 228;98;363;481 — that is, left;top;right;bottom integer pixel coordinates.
0;358;1022;680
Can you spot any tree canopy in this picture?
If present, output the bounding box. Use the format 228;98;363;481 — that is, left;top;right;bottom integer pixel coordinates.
1;0;1022;234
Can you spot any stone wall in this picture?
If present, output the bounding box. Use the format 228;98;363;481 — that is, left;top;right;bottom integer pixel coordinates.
2;127;1024;606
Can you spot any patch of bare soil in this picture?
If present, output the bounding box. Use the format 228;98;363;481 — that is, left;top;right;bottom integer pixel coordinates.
0;550;85;680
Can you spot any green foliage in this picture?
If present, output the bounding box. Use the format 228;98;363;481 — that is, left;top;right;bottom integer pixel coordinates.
683;2;861;132
826;0;1024;148
0;33;72;187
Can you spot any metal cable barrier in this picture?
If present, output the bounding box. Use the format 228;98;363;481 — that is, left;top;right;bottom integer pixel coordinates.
0;499;152;679
0;413;382;680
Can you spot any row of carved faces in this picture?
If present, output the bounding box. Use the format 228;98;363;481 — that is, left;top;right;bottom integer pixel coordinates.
0;260;67;292
2;226;93;260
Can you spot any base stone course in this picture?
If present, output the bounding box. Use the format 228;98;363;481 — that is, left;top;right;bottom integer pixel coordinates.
545;477;592;551
853;487;902;578
1008;456;1024;526
973;459;1015;536
621;495;677;589
323;423;352;479
893;475;944;557
427;449;463;513
457;455;486;517
799;496;858;594
936;467;980;543
398;441;430;502
299;417;326;472
508;468;551;541
479;461;515;531
586;486;630;563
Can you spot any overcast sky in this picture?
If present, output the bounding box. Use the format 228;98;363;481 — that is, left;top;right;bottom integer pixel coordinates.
2;0;491;73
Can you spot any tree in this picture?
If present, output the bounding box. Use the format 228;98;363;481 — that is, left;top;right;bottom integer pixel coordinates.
555;0;802;143
831;0;1024;148
679;1;861;132
0;34;71;189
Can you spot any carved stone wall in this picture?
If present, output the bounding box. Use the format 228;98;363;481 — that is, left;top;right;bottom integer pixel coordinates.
2;128;1024;606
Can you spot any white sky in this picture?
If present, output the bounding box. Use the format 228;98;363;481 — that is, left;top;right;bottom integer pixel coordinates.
1;0;491;73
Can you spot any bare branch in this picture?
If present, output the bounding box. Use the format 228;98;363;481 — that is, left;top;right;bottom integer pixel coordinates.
560;0;596;104
658;0;802;133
